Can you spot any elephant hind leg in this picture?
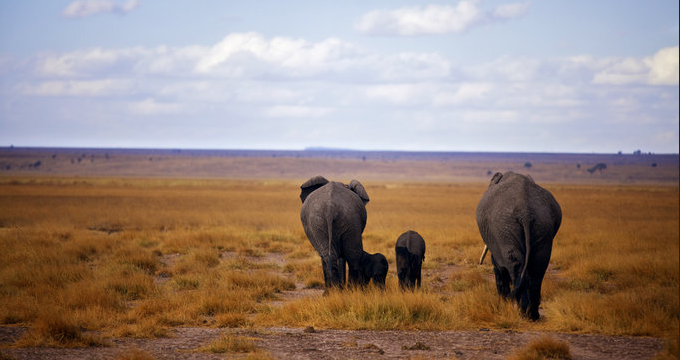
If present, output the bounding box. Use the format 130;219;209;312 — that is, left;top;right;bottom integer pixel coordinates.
321;256;344;289
413;259;423;289
524;277;542;321
494;266;512;299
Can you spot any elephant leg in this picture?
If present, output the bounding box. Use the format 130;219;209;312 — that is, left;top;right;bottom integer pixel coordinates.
322;255;344;289
320;257;332;288
524;274;543;321
415;259;422;289
493;266;512;299
346;259;364;288
409;257;421;289
528;279;542;321
397;267;407;289
338;257;347;286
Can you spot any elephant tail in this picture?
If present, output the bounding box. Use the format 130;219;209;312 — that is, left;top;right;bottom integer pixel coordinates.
513;221;532;297
325;210;342;287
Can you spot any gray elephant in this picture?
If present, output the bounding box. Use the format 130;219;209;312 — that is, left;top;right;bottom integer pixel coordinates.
476;171;561;320
300;175;388;289
395;230;426;289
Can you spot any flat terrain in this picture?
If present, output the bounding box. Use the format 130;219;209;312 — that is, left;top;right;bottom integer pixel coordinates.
0;148;677;360
1;147;677;183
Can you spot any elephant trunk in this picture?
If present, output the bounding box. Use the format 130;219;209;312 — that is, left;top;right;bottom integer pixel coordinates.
479;245;489;265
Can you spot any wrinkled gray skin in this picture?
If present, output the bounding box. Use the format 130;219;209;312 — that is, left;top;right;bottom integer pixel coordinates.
395;230;426;289
476;171;562;320
300;176;388;289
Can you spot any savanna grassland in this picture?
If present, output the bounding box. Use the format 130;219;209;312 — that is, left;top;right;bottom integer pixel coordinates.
0;148;678;360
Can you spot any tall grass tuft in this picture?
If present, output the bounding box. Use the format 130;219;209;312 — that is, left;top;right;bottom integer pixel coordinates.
15;308;108;348
199;333;257;353
507;336;572;360
258;283;528;331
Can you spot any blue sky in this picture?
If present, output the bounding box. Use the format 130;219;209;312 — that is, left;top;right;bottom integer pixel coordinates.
1;1;678;153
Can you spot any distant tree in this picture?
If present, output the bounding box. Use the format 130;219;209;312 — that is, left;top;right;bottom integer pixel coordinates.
524;162;532;169
52;154;57;159
633;149;642;155
576;164;581;169
33;161;41;168
617;151;622;155
651;163;657;168
77;158;82;163
487;170;493;176
6;165;11;170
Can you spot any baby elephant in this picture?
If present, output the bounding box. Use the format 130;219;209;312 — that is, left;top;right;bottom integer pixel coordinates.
395;230;426;289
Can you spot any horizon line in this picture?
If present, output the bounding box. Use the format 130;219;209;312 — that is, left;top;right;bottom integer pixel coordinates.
1;145;677;156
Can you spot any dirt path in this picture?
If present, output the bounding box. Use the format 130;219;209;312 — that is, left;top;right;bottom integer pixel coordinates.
0;325;664;360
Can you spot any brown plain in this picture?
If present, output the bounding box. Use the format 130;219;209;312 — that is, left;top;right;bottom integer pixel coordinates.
0;148;677;360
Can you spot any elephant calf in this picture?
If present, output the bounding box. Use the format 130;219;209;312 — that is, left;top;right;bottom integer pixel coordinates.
476;171;561;320
395;230;426;289
300;175;388;290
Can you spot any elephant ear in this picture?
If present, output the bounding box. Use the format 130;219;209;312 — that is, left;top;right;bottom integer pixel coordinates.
349;179;370;205
300;175;329;203
489;172;503;187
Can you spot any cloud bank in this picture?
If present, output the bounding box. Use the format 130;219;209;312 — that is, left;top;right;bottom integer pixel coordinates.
3;31;679;152
354;1;531;36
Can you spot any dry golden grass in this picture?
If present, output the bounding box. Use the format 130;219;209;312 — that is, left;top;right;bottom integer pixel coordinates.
507;336;572;360
0;176;677;355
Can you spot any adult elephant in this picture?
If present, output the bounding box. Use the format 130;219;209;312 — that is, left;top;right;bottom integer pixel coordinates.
395;230;426;289
476;171;562;320
300;175;388;289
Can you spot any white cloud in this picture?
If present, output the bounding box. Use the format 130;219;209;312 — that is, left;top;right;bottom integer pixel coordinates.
128;98;183;115
355;2;483;36
364;83;428;105
492;2;531;19
62;0;139;18
433;82;494;106
195;32;363;78
377;53;451;81
20;79;133;96
354;1;530;36
593;46;679;86
36;47;139;77
646;46;679;85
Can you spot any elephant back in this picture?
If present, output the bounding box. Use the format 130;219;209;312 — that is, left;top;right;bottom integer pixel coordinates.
301;180;368;240
396;230;426;258
476;171;562;256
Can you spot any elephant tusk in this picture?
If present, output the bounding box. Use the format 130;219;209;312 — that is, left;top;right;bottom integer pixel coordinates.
479;245;489;265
